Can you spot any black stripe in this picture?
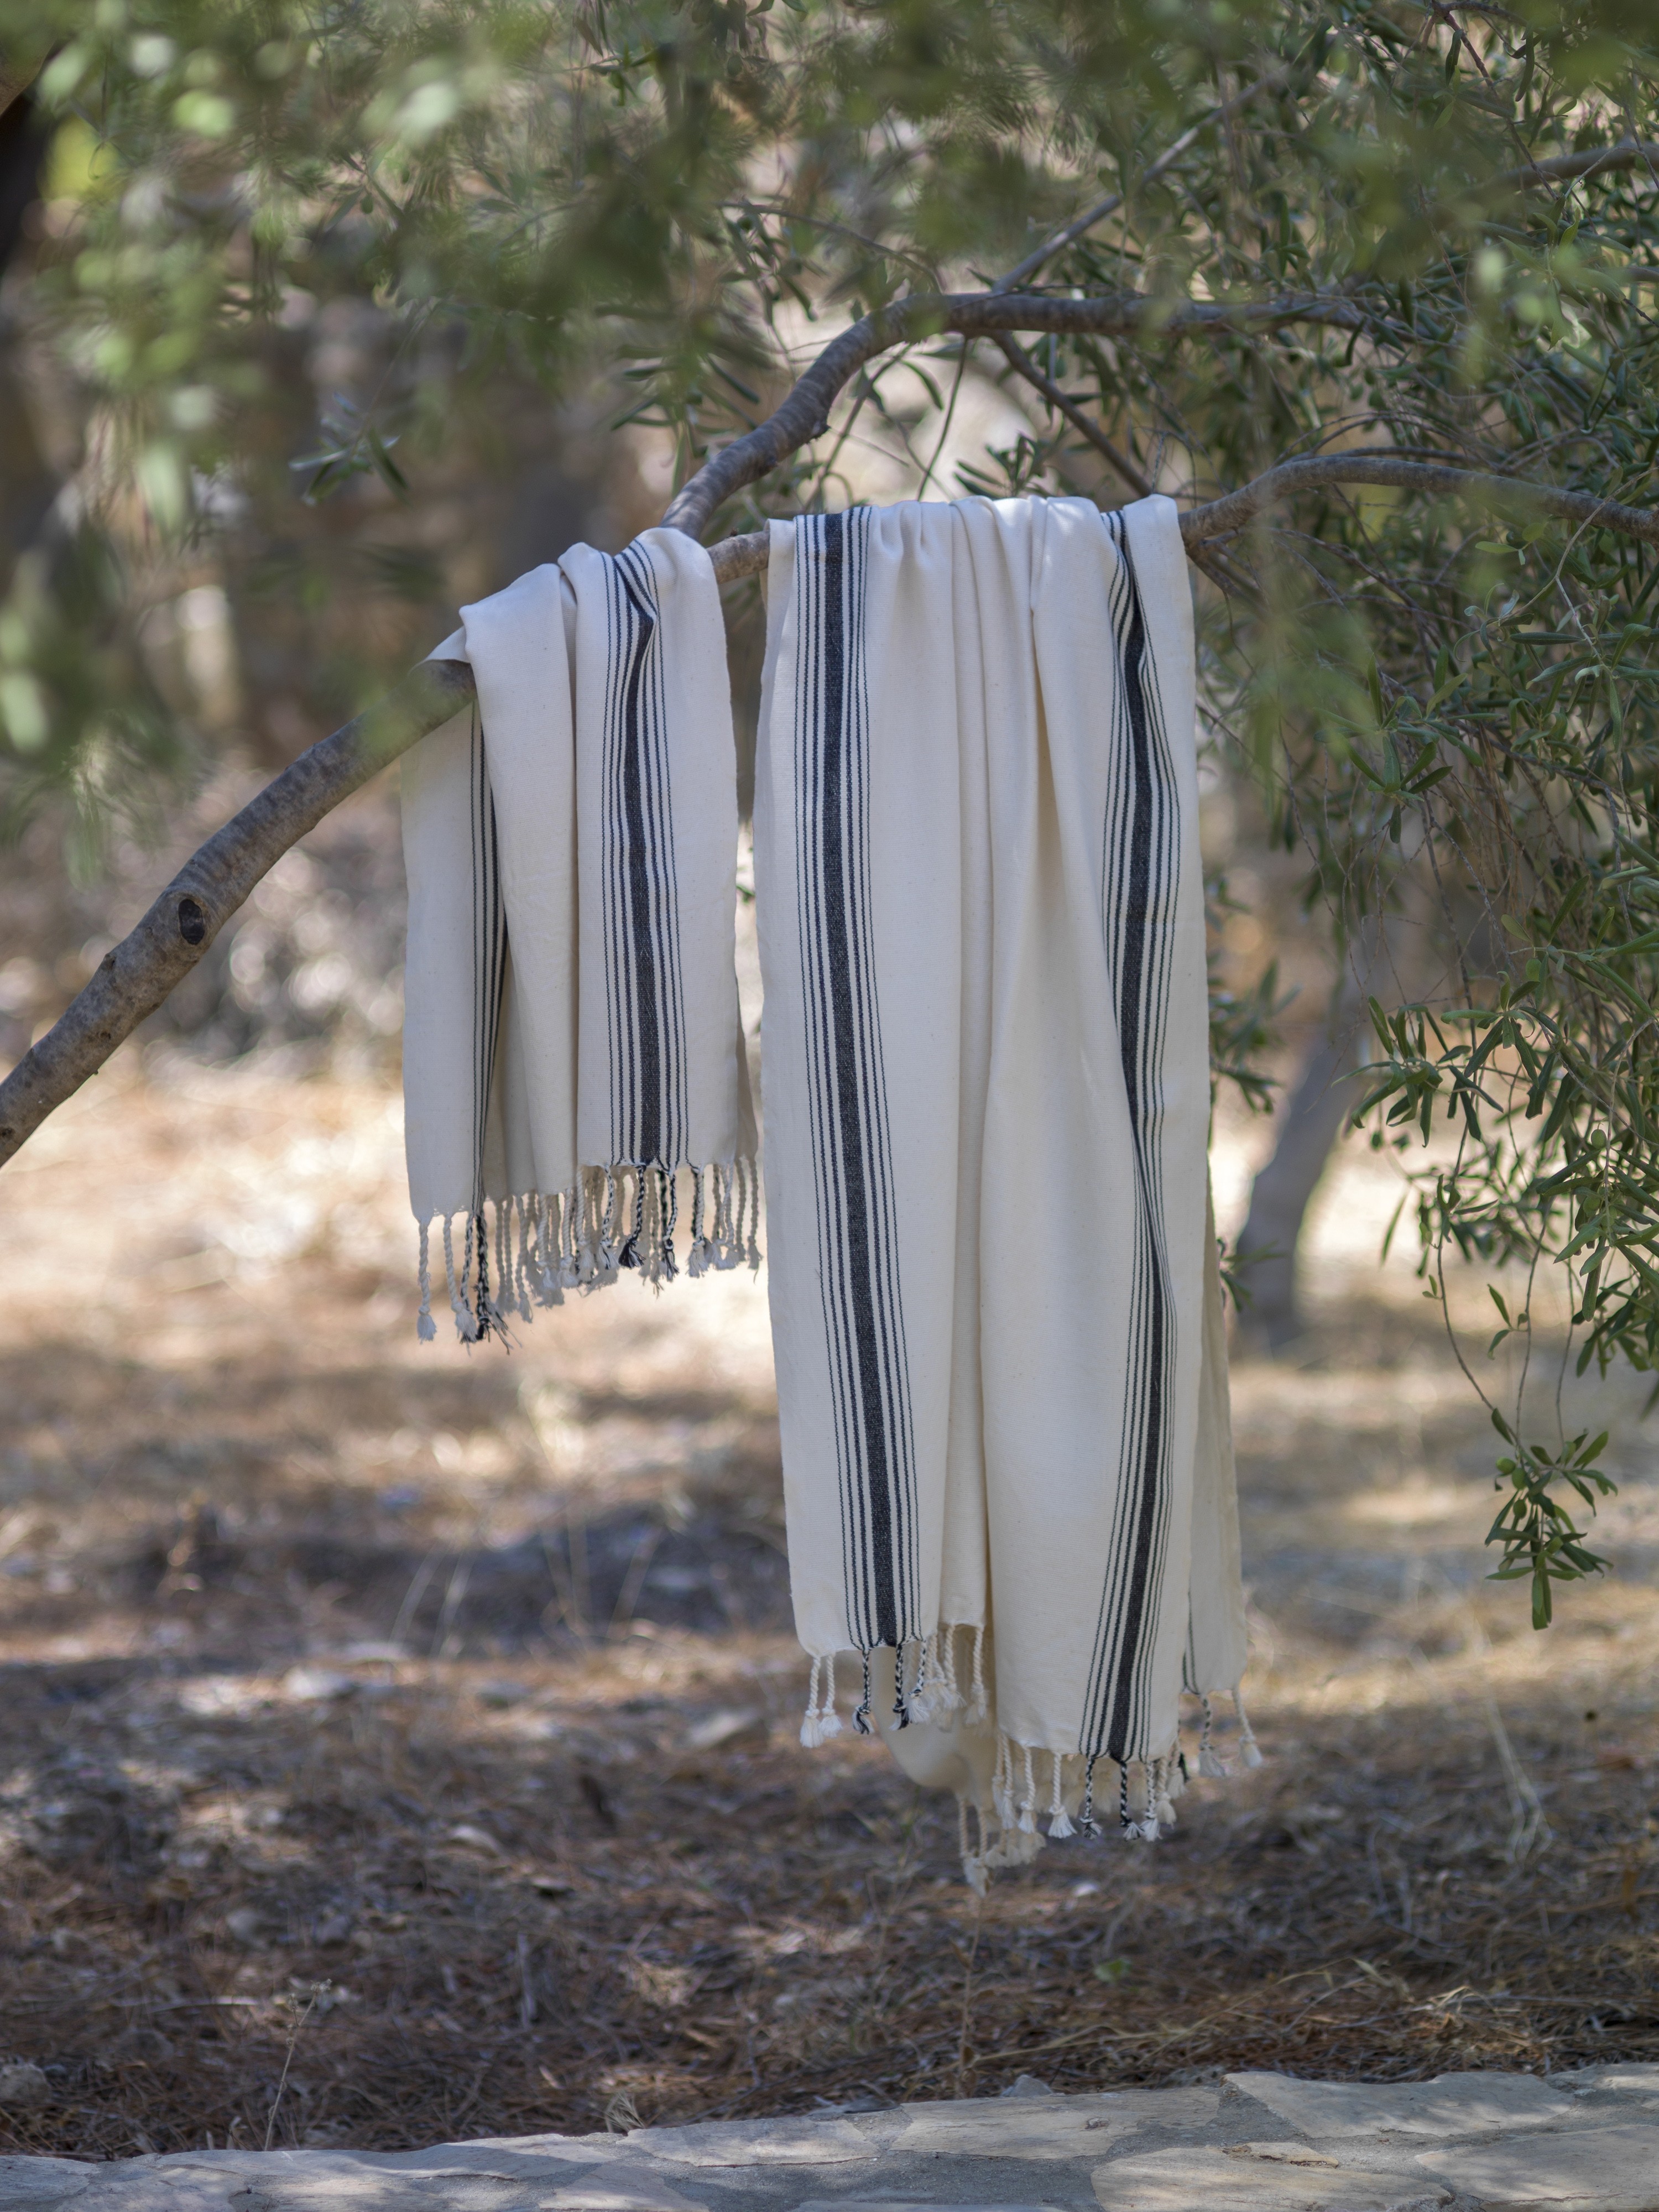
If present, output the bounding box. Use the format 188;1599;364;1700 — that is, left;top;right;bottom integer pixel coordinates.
1082;512;1182;1761
792;510;919;1655
614;560;662;1165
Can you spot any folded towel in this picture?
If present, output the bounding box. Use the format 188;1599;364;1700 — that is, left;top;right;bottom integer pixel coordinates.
752;494;1249;1881
401;530;757;1340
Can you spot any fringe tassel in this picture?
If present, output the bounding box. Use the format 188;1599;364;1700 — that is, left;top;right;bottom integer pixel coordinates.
619;1166;645;1271
660;1168;679;1281
598;1170;620;1279
993;1734;1014;1829
801;1657;824;1749
799;1654;842;1746
853;1651;873;1736
421;1165;754;1339
416;1220;437;1342
937;1625;963;1714
1018;1743;1037;1834
744;1155;762;1270
966;1624;988;1727
962;1798;988;1896
687;1167;712;1276
1048;1750;1074;1839
907;1632;937;1723
559;1182;581;1287
1198;1693;1228;1778
1153;1753;1177;1827
1080;1753;1101;1840
1235;1686;1264;1768
442;1215;476;1341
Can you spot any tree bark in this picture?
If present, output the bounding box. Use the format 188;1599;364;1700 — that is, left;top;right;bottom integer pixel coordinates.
3;425;1657;1166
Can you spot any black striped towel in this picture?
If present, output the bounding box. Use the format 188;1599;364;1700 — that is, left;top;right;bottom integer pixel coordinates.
401;530;757;1342
752;495;1252;1887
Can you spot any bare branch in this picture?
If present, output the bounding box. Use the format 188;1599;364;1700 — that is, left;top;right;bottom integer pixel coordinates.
991;333;1154;497
660;287;1364;539
988;331;1254;601
0;662;472;1167
9;449;1659;1169
1485;138;1659;196
992;65;1294;294
1180;454;1659;545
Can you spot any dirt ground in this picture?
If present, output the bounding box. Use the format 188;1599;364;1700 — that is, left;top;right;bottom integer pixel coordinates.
0;1047;1656;2158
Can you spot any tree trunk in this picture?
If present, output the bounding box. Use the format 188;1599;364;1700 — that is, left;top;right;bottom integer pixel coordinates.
1234;922;1388;1350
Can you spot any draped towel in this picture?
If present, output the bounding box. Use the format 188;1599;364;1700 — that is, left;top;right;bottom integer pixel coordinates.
752;493;1251;1885
401;529;758;1341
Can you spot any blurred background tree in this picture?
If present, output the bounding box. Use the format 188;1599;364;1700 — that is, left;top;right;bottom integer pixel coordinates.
2;0;1658;1623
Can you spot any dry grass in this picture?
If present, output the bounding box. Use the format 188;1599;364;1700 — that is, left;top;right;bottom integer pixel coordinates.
0;1052;1656;2158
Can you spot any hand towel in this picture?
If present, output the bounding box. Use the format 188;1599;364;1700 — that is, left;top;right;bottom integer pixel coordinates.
752;493;1250;1881
401;530;758;1340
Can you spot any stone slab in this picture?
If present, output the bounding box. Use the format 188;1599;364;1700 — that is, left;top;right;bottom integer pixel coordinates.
1094;2146;1450;2212
229;2166;706;2212
0;2159;96;2209
1225;2072;1580;2142
889;2093;1219;2161
1415;2123;1659;2211
624;2121;876;2168
6;2073;1659;2212
789;2203;1067;2212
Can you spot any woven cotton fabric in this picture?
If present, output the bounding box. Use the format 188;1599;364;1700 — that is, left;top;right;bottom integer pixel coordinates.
401;529;757;1340
752;494;1249;1877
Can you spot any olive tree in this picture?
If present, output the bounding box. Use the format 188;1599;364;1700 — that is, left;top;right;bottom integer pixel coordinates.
3;0;1658;1626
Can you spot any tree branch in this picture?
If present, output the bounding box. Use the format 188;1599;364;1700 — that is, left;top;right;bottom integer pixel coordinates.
988;332;1258;600
660;286;1364;539
1178;453;1659;545
1486;138;1659;195
992;65;1294;294
0;660;475;1165
7;442;1659;1168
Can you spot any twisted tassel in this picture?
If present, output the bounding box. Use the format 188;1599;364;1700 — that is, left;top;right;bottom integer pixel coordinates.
1235;1686;1264;1768
416;1220;437;1342
1017;1742;1037;1834
1079;1753;1102;1840
1198;1694;1228;1778
966;1624;989;1726
1047;1749;1074;1839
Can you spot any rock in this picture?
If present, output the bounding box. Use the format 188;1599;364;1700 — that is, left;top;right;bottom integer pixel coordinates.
1228;2146;1343;2167
536;2172;710;2211
0;2155;92;2206
1094;2146;1449;2211
890;2089;1218;2160
1003;2076;1057;2099
684;1710;763;1752
10;2069;1659;2212
477;1682;529;1709
281;1668;354;1703
1415;2121;1659;2210
624;2118;876;2166
791;2203;1063;2212
0;2063;51;2110
227;2164;706;2212
232;2182;523;2212
445;1825;507;1856
1224;2070;1579;2141
1573;2070;1659;2106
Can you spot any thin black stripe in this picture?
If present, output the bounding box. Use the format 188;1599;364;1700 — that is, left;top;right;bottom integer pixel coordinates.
1082;511;1182;1761
792;509;920;1655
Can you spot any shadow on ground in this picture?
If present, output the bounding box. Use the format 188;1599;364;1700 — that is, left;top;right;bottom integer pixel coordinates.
1;1066;1656;2154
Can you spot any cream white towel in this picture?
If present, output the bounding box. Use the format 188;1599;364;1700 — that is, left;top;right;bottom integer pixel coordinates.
402;530;757;1339
752;494;1250;1881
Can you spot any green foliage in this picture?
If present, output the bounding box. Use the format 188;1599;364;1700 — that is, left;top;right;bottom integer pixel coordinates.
5;1;1659;1615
